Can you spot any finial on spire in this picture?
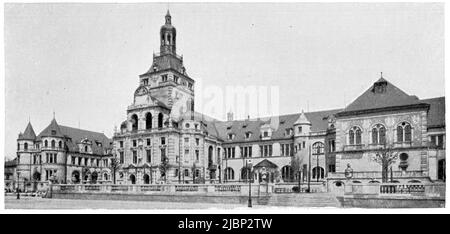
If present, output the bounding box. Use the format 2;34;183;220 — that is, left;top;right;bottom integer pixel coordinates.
53;110;55;119
380;72;383;78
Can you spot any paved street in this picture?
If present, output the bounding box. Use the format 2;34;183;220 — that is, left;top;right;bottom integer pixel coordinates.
4;196;264;210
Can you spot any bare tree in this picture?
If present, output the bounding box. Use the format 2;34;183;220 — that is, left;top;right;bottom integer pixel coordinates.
291;155;304;192
159;157;169;183
371;145;398;183
109;156;121;184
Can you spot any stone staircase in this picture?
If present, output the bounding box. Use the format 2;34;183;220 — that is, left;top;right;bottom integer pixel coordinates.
265;193;341;208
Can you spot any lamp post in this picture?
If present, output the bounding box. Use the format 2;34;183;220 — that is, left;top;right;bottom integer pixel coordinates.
16;172;20;199
247;160;253;208
307;145;311;193
297;168;302;193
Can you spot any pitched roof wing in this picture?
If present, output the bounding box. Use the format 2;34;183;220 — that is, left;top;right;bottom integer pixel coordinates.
342;78;423;114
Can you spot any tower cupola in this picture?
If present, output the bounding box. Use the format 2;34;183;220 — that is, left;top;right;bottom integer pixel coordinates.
160;10;177;54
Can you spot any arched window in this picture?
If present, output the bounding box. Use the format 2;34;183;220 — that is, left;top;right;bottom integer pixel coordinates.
372;124;386;145
24;143;28;151
104;173;109;181
129;174;136;184
312;142;324;154
281;165;294;182
58;141;62;149
158;113;163;128
184;169;189;177
240;167;251;181
312;167;325;180
349;126;362;145
145;113;152;130
131;114;138;131
225;167;235;181
397;122;412;142
45;140;48;147
51;140;56;148
143;174;150;184
85;146;88;152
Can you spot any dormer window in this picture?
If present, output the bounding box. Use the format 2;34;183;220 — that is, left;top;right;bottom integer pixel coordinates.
188;83;193;90
263;131;268;137
245;132;252;139
161;74;168;82
298;126;302;133
228;134;235;140
174;76;179;84
84;146;88;152
143;78;148;85
226;126;232;130
285;128;293;136
51;130;56;135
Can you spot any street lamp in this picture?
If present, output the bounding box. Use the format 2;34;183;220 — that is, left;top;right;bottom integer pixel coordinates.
16;172;20;199
247;160;253;208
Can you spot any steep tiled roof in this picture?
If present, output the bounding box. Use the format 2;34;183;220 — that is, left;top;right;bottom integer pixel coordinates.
141;54;186;77
340;78;425;114
18;122;36;140
5;158;17;167
421;97;445;128
212;109;341;143
37;118;64;138
59;125;112;155
37;119;112;155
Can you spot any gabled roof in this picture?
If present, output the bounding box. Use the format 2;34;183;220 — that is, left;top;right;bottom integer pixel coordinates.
37;118;64;138
339;78;427;115
18;122;37;140
254;159;278;169
294;110;311;125
421;97;445;128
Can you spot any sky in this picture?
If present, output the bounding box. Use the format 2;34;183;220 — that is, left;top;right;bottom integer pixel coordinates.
3;3;444;160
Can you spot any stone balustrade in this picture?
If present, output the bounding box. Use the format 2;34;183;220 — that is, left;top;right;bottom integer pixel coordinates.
346;182;445;197
51;183;272;196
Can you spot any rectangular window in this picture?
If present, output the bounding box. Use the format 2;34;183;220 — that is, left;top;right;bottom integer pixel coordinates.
143;78;148;85
133;140;137;147
431;135;437;147
437;135;443;148
185;138;189;144
119;152;124;164
146;150;151;162
161;149;166;162
174;76;179;84
133;151;137;164
196;138;200;145
195;150;199;161
147;139;151;146
162;74;168;82
328;164;336;173
161;137;166;145
120;141;124;148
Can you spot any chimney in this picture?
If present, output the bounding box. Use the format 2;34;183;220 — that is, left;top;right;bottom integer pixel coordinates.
227;112;234;121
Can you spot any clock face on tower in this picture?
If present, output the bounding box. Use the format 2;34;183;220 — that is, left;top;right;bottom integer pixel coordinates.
135;86;148;96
